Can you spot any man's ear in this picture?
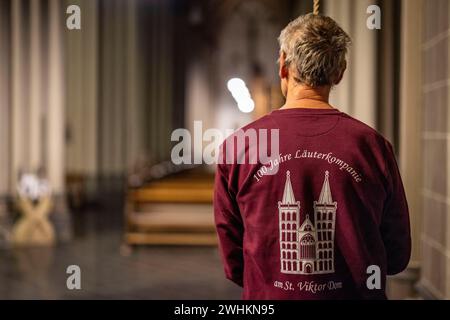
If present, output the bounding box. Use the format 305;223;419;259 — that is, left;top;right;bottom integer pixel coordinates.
278;51;289;79
335;61;347;85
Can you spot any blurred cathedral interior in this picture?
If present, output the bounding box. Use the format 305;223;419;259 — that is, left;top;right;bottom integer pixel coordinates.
0;0;449;299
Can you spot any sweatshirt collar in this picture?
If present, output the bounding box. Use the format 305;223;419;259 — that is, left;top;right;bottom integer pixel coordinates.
271;107;342;116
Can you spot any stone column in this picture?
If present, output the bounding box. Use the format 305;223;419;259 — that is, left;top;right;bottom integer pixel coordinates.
0;0;11;247
11;0;28;188
30;0;43;172
65;0;99;198
400;0;423;270
324;0;377;128
47;0;71;241
126;0;142;170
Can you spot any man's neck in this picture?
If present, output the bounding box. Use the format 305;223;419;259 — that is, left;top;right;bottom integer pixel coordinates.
281;84;333;110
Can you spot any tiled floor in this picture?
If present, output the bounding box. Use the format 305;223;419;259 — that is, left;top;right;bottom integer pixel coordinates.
0;197;242;300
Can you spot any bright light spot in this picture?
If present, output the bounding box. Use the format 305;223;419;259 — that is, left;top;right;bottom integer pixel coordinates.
237;98;255;113
227;78;255;113
227;78;245;92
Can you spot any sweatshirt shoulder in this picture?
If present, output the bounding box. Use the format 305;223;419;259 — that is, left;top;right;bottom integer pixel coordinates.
222;115;275;144
339;112;391;147
218;115;275;166
240;114;275;131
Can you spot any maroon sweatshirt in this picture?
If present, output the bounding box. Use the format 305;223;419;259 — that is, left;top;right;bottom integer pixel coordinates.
214;107;411;300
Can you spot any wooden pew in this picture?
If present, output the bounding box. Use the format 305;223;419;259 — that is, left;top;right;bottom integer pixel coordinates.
125;169;217;245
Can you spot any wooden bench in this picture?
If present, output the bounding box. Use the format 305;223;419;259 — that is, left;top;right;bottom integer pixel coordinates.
125;170;217;246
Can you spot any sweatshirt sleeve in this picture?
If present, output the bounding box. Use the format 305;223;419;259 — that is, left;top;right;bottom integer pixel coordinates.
380;140;412;275
214;162;244;287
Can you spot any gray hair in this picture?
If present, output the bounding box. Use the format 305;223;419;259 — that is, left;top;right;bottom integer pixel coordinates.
278;13;351;87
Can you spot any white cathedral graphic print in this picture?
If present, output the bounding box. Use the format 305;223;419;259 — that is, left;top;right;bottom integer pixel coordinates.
278;170;337;275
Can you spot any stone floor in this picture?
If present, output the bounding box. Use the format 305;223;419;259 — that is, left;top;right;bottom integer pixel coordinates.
0;190;419;300
0;196;242;300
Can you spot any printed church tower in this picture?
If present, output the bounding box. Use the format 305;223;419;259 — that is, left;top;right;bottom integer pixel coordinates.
278;171;300;273
278;170;337;275
313;171;337;273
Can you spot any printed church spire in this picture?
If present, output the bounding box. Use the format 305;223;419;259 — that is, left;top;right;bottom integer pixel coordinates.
282;171;296;204
318;171;333;205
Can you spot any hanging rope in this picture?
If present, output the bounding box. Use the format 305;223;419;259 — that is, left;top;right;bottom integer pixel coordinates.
313;0;320;15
